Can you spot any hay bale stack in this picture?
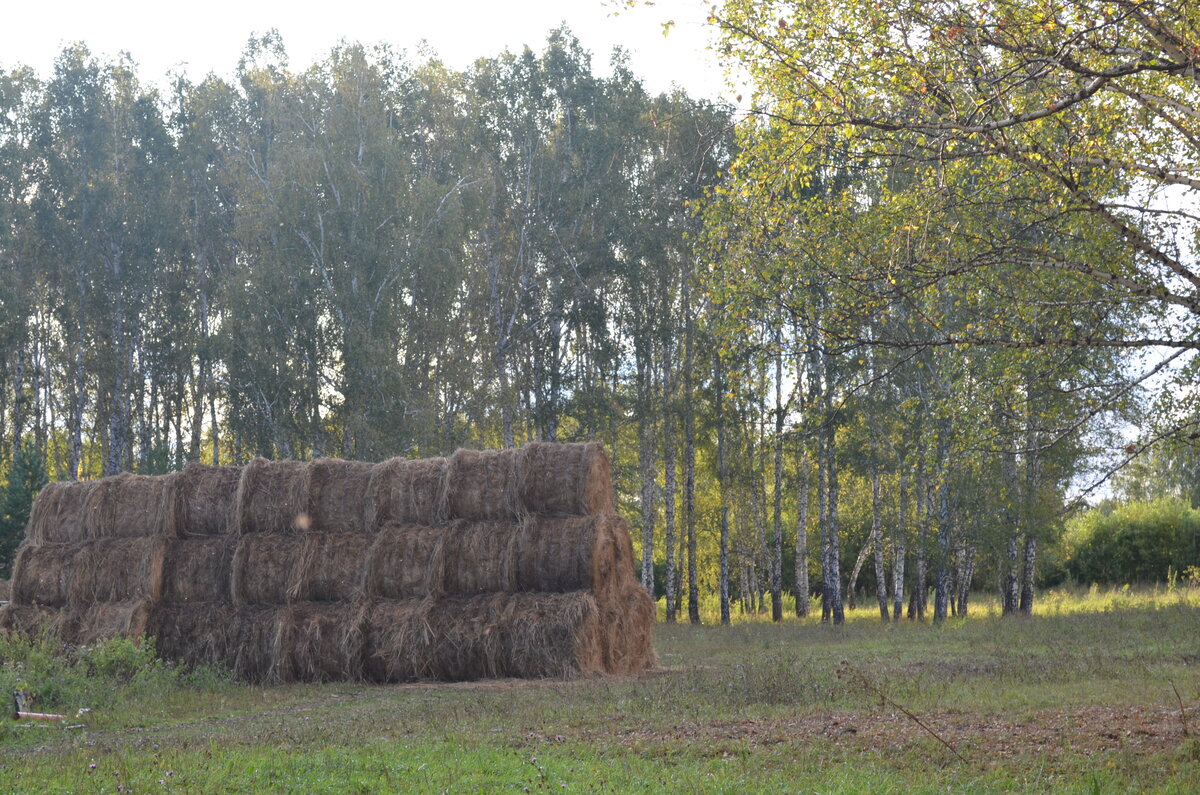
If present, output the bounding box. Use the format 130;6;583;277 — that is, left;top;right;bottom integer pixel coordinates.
365;457;447;527
2;442;654;682
307;458;374;534
166;463;242;536
234;458;309;534
27;481;97;545
82;473;172;539
161;537;234;603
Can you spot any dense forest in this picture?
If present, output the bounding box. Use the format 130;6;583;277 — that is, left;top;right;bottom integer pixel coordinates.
2;0;1199;624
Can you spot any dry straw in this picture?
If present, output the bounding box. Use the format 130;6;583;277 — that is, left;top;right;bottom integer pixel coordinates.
364;524;445;599
234;458;309;534
10;543;84;607
82;473;172;539
150;602;234;669
307;458;374;534
160;537;234;603
73;599;155;645
444;448;524;521
274;601;367;683
27;481;97;545
68;537;168;605
364;456;448;527
519;442;613;517
598;582;658;674
165;463;242;536
360;592;606;683
0;603;68;638
231;534;304;604
288;533;371;602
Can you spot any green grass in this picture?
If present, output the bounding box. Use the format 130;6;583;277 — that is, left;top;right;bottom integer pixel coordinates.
2;587;1199;792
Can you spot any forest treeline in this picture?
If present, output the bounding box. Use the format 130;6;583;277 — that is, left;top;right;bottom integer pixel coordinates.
2;9;1198;624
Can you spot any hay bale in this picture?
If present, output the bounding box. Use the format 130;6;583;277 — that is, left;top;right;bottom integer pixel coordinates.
231;534;303;604
0;603;71;639
68;537;168;605
27;481;97;545
10;543;82;607
150;602;235;668
519;442;613;516
364;457;447;527
444;448;523;521
362;599;436;681
598;582;657;674
497;591;605;679
166;463;242;536
82;472;173;539
423;593;510;680
307;458;374;534
288;533;372;602
438;520;520;595
512;515;631;599
161;537;234;602
226;605;281;682
361;592;605;683
73;599;154;645
274;601;367;682
234;458;310;535
364;524;444;599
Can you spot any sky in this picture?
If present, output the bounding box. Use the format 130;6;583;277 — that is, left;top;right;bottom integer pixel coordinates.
0;0;731;100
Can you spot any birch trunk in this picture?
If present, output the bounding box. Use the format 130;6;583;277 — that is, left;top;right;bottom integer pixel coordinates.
662;346;678;624
871;451;889;621
636;349;656;595
717;358;731;626
771;340;784;622
795;449;810;617
933;424;951;625
1020;535;1037;614
892;464;907;621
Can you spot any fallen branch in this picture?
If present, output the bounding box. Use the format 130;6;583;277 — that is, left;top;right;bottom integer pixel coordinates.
837;662;967;764
1169;680;1192;738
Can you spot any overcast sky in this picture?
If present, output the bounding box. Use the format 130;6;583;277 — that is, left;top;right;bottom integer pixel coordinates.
1;0;730;99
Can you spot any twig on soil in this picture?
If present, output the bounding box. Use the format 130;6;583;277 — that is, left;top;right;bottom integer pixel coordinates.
1169;679;1192;738
837;661;967;764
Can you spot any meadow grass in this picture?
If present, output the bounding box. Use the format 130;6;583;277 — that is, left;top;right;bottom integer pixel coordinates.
1;586;1198;792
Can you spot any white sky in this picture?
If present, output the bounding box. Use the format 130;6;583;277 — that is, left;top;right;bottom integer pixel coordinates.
1;0;731;100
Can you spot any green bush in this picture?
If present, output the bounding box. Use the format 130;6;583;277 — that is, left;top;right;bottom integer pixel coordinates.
1063;498;1200;585
0;630;230;715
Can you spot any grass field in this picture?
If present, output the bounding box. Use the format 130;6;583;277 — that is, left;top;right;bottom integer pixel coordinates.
2;586;1198;793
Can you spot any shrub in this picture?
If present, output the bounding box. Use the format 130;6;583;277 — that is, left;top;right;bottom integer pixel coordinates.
1062;498;1200;585
0;629;230;715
